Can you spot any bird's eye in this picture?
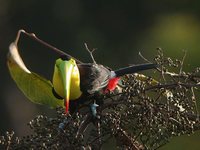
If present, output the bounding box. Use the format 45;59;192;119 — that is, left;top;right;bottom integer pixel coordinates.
71;59;76;64
60;55;69;60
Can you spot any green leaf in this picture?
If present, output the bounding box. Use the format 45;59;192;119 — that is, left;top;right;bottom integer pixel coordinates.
7;43;64;108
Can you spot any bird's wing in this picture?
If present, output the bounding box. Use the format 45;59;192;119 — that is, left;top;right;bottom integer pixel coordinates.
78;64;110;94
96;65;110;89
7;43;64;108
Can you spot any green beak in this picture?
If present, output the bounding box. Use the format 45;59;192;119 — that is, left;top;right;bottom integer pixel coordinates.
57;59;74;113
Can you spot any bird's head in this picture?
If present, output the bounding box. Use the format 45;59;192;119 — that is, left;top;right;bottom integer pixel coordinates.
53;57;79;113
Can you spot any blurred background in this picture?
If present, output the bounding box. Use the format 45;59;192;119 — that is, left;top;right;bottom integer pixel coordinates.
0;0;200;149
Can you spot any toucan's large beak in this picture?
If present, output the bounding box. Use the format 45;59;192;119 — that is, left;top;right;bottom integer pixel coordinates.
57;59;74;113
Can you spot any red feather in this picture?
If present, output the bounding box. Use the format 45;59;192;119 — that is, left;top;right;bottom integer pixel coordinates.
104;77;120;93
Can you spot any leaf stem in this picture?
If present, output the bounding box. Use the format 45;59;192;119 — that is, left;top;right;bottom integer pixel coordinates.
14;29;82;64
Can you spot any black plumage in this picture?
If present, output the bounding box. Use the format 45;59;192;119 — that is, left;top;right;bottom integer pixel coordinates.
78;64;111;94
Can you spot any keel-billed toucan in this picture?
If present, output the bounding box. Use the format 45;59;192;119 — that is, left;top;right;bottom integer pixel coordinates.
8;30;157;114
52;56;157;113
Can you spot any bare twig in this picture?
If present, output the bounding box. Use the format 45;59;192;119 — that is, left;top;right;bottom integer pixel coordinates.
84;43;97;64
138;51;152;63
179;50;187;74
191;87;199;121
145;82;200;91
115;127;144;150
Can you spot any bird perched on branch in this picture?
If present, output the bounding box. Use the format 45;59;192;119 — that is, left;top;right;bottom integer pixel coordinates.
51;49;157;113
8;30;157;114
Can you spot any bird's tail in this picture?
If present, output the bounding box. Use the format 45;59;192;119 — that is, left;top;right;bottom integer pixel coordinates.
114;63;157;77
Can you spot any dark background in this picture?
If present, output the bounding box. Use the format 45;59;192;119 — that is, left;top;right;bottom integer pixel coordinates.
0;0;200;149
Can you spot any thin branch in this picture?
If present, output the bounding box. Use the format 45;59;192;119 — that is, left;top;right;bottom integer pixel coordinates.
179;50;187;74
191;87;199;121
115;127;144;150
14;29;82;63
88;131;111;146
76;114;92;138
84;43;97;64
145;82;200;91
138;52;152;63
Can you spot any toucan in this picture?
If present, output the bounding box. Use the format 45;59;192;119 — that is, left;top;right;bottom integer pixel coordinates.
8;30;157;114
51;56;157;113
